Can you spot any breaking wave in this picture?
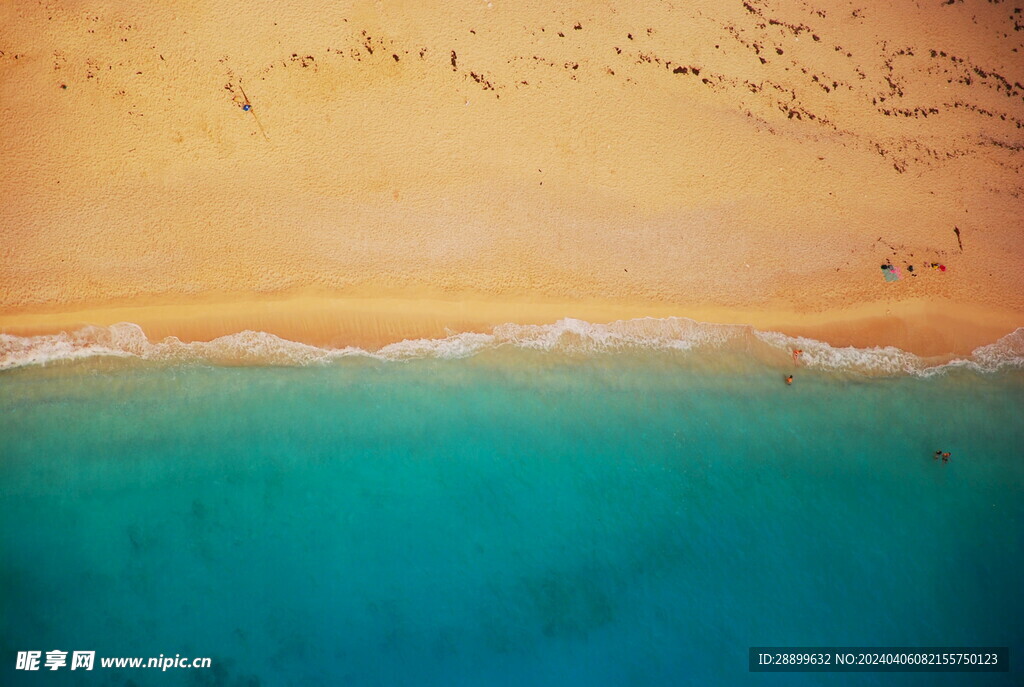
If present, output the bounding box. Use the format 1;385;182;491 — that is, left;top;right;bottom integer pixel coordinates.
1;319;1022;376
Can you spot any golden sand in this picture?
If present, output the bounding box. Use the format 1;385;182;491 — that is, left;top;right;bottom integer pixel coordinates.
1;1;1022;356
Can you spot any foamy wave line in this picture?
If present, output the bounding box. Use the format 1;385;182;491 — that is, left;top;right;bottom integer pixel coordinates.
1;319;1022;376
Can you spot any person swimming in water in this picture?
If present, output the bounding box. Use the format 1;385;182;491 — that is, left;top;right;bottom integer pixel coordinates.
942;452;950;463
785;375;793;385
792;349;803;364
934;450;942;460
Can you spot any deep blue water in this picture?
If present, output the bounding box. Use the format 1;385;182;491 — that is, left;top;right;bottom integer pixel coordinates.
1;352;1022;685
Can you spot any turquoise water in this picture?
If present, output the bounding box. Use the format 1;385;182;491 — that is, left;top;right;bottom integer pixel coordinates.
1;351;1022;685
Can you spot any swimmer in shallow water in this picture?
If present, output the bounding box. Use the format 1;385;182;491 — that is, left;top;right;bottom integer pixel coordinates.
934;450;942;460
942;452;950;463
785;375;793;385
792;349;803;364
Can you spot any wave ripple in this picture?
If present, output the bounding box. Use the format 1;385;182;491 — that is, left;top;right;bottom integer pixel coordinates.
2;320;1022;376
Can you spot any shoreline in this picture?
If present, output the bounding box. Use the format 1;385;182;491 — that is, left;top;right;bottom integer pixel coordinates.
1;291;1020;358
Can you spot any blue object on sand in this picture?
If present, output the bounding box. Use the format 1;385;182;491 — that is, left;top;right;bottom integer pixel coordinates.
243;104;251;111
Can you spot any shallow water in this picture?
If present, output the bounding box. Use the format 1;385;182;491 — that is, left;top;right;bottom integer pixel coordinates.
1;351;1022;685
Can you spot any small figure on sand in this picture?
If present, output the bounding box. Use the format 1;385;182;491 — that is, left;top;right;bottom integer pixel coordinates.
229;83;269;140
785;375;793;385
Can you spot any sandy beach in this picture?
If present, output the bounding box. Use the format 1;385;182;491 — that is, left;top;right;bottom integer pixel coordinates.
2;0;1022;356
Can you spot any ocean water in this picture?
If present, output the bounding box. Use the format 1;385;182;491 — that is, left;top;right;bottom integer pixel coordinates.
1;346;1022;686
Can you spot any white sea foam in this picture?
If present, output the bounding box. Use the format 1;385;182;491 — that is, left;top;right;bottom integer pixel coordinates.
1;320;1022;376
752;330;924;375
